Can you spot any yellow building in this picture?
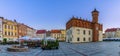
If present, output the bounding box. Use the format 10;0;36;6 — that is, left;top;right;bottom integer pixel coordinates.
0;17;36;41
50;29;66;41
51;30;61;39
3;19;18;41
60;29;66;41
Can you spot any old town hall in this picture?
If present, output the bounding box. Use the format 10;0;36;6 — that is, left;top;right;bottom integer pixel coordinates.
66;9;103;43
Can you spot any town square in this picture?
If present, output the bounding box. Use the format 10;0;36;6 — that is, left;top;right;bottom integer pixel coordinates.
0;0;120;56
0;42;120;56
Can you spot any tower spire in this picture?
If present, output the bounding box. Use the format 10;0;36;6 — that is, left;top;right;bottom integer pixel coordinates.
92;8;99;23
92;8;99;13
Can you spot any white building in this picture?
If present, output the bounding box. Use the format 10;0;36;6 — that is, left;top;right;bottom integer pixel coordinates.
66;27;93;43
66;9;103;43
50;30;61;40
105;28;120;38
36;30;46;38
26;26;36;38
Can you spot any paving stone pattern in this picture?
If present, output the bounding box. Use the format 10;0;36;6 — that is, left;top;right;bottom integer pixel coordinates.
0;42;120;56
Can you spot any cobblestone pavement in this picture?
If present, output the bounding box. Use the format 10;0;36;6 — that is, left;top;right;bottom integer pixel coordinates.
0;42;120;56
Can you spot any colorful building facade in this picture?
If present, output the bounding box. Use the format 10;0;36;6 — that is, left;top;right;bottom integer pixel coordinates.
0;17;36;41
35;29;66;41
2;19;18;41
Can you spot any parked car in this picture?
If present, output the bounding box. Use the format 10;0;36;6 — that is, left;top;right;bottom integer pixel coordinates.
41;37;59;50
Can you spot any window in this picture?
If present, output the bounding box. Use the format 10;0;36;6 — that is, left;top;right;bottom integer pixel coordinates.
8;32;10;36
8;25;10;29
11;26;13;30
89;31;91;35
15;27;16;30
5;32;7;35
11;32;13;36
83;30;86;35
5;25;7;29
77;29;80;34
15;33;17;36
77;37;80;41
10;25;11;29
83;37;86;41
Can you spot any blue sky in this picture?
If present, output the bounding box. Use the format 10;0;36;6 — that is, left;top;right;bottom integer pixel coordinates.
0;0;120;32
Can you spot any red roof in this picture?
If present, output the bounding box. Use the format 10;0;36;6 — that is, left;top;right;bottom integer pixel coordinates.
105;28;120;32
51;30;61;33
36;30;46;34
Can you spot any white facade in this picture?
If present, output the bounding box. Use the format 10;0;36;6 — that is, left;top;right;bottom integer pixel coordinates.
105;29;120;38
51;33;61;39
26;28;36;38
115;30;120;37
33;29;37;37
105;32;115;38
66;27;103;43
36;33;46;38
99;31;103;41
